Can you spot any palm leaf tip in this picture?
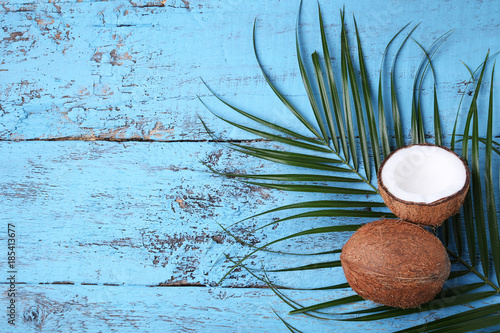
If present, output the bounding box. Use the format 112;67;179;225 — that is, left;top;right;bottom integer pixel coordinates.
295;31;329;144
319;4;349;159
271;307;303;333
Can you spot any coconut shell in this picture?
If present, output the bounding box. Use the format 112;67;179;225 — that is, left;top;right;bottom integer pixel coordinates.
340;219;450;309
378;144;470;227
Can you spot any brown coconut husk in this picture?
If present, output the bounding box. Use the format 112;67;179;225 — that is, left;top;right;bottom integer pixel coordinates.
340;219;450;309
378;144;470;227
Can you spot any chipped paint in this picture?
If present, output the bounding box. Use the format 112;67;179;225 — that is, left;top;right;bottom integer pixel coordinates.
1;1;500;331
0;0;496;141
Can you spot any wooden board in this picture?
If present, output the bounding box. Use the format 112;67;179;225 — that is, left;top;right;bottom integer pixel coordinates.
1;0;500;332
0;141;380;287
1;0;499;142
2;285;460;332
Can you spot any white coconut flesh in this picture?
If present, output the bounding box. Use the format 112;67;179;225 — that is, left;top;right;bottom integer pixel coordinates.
381;145;467;204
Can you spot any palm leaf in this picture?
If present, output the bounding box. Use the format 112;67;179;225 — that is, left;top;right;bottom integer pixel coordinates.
295;4;329;144
253;209;393;231
311;51;338;151
236;200;387;222
450;51;500;148
260;269;338;319
450;213;463;257
319;4;348;158
344;281;485;315
269;260;342;273
447;269;472;280
459;69;483;270
288;295;363;315
220;223;343;257
200;79;323;145
229;146;349;172
486;63;500;288
378;23;411;158
472;102;489;278
410;31;453;145
341;11;371;181
201;102;331;153
460;51;489;270
210;171;363;183
457;136;500;156
217;224;361;284
353;17;381;173
219;199;388;233
252;20;323;140
226;255;347;320
390;24;420;148
429;314;500;333
241;181;377;195
394;303;500;333
229;143;341;164
341;291;496;321
270;307;303;333
202;3;500;332
339;8;358;168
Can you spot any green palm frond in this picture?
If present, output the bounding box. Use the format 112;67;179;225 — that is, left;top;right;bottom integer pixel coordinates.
390;24;420;149
319;4;348;159
201;2;500;332
410;29;454;146
377;22;411;158
270;307;303;333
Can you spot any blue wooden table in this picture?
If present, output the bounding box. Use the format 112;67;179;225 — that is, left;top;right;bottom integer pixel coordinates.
1;0;499;332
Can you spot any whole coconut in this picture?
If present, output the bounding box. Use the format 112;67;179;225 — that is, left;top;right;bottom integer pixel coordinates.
340;219;450;308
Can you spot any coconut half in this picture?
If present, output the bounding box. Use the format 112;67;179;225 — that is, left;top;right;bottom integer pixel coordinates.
378;144;470;226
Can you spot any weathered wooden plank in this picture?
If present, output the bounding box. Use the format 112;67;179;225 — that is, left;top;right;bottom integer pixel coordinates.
1;140;496;289
1;0;499;141
0;140;383;287
5;284;500;333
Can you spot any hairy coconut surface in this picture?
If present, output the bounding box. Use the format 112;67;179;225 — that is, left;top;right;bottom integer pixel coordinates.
378;144;470;226
340;219;450;309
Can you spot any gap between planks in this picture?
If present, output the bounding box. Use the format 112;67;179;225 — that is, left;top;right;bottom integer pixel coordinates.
0;137;273;143
2;134;494;143
0;281;277;289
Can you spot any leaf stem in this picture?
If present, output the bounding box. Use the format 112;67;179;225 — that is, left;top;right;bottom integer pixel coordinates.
326;146;379;193
446;248;500;293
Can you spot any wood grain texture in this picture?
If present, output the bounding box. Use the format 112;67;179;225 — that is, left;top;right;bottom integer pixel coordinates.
0;141;372;288
0;285;457;333
1;141;498;332
7;285;500;332
1;0;500;332
1;0;499;141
